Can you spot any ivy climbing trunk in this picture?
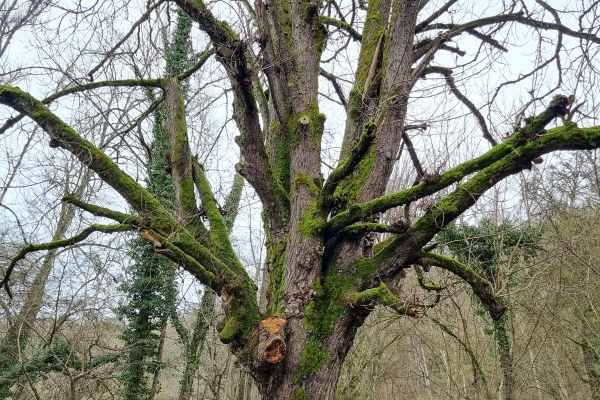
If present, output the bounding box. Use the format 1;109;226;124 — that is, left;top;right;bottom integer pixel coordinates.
119;8;193;398
494;315;516;400
5;2;600;400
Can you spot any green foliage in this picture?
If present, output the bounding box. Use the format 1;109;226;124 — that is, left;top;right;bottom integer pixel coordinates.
0;340;83;398
118;8;193;399
439;219;542;285
118;238;176;399
165;9;193;79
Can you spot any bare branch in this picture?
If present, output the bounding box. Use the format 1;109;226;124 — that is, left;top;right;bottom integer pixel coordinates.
419;253;507;320
414;0;459;33
87;0;167;81
62;195;140;225
423;66;497;146
1;224;135;297
319;68;348;109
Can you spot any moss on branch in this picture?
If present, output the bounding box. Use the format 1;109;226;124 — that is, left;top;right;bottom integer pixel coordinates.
192;160;244;273
0;85;261;342
423;252;507;320
1;224;134;296
327;118;600;238
62;195;139;224
319;15;361;41
348;284;429;317
321;123;376;210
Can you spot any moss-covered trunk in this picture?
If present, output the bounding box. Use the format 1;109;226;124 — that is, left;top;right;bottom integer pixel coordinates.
255;309;366;399
7;2;600;400
494;315;516;400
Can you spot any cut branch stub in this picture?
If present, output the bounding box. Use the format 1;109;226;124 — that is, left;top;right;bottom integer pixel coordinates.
139;229;163;249
256;316;286;366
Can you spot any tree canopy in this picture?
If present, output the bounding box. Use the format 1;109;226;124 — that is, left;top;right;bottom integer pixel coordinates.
2;1;600;398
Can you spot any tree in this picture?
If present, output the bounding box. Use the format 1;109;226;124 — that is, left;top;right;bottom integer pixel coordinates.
3;1;600;398
440;219;542;400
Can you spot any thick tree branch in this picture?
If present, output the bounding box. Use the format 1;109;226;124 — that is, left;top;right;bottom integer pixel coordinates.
0;86;167;216
363;121;600;285
192;159;240;264
418;253;507;319
62;195;140;225
175;0;289;237
0;85;260;342
321;123;376;209
347;283;431;318
1;224;134;296
162;78;207;239
320;15;362;41
326;99;589;237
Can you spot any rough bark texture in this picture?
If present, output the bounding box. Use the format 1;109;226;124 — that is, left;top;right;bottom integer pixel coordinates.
495;316;516;400
3;1;600;400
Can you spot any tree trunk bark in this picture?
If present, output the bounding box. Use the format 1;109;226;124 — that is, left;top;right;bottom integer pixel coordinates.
494;316;516;400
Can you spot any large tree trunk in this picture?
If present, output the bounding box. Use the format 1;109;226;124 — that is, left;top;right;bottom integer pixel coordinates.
5;2;600;400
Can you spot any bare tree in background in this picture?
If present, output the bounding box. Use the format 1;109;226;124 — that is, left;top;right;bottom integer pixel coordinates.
3;1;600;398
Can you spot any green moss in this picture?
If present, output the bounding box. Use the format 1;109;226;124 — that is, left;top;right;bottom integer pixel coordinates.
291;388;307;400
292;173;320;196
372;236;394;254
344;0;386;125
289;103;326;149
273;126;291;194
265;238;287;315
218;316;243;343
297;340;328;381
297;258;378;379
294;174;326;237
348;284;398;307
332;145;376;212
313;23;328;54
297;201;327;237
347;87;362;121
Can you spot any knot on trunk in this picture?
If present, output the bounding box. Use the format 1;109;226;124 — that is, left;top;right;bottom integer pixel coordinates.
257;316;286;366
